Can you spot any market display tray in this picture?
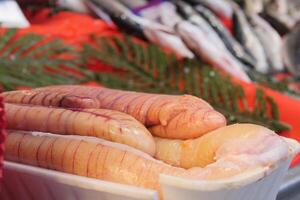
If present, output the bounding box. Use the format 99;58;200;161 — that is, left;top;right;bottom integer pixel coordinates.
1;138;298;200
0;159;292;200
277;165;300;200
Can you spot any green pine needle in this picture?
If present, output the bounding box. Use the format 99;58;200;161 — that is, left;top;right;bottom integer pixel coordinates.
248;70;300;97
0;29;92;91
82;35;290;133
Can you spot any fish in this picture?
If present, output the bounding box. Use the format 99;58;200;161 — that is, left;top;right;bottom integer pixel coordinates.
139;2;183;29
261;0;294;35
174;21;251;82
260;11;293;36
287;0;300;23
130;1;187;57
236;0;296;35
87;0;194;58
117;0;147;9
0;0;29;28
157;2;183;28
88;0;146;38
142;26;195;59
232;4;269;73
170;1;251;82
266;0;288;15
56;0;90;13
184;0;233;20
282;23;300;76
241;0;264;13
194;4;256;68
247;13;284;72
173;0;229;49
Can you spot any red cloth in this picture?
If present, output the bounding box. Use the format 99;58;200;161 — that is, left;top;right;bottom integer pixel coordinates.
0;92;5;178
21;9;119;47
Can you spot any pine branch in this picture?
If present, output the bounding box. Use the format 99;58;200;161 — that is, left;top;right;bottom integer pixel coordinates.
248;70;300;97
0;29;92;91
82;35;290;132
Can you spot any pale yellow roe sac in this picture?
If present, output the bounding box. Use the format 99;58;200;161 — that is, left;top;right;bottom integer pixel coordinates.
154;124;289;171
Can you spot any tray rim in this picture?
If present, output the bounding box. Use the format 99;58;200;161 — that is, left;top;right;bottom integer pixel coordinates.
3;161;159;200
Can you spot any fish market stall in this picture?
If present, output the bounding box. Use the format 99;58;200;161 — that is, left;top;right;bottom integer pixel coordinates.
1;0;300;200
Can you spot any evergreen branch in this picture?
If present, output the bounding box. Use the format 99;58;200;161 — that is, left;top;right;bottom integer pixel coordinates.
248;70;300;97
0;29;92;91
82;35;290;132
0;29;16;50
14;34;43;58
216;106;290;133
85;38;155;83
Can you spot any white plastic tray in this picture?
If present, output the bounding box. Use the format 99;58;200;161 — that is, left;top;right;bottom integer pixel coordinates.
1;138;299;200
277;165;300;200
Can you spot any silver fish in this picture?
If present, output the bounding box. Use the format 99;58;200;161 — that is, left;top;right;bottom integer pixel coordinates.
248;13;284;72
88;0;194;58
173;0;229;51
195;4;256;68
134;17;194;58
135;2;194;58
232;4;269;73
266;0;288;14
186;0;233;20
175;21;251;82
86;0;115;24
89;0;131;16
57;0;89;13
242;0;265;13
139;2;183;29
173;0;250;80
0;0;29;28
261;11;294;35
143;26;194;59
287;0;300;23
117;0;147;9
282;23;300;76
262;0;294;35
